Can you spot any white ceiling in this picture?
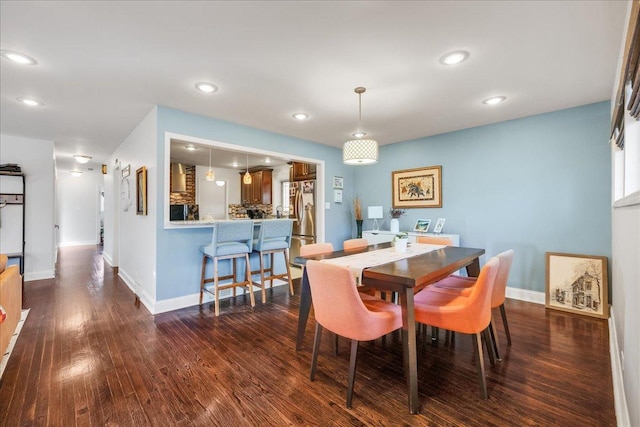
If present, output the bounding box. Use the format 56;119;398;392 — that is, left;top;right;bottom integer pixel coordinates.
0;1;628;172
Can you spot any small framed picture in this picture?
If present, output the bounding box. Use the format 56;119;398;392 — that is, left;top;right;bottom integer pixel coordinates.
122;164;131;178
333;176;344;189
334;189;343;203
545;252;608;319
136;166;147;215
433;218;446;233
413;219;431;233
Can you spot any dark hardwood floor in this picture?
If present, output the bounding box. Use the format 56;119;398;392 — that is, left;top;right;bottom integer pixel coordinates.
0;245;615;426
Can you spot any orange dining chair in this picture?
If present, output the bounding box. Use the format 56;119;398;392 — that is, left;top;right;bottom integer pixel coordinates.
300;243;334;258
413;256;500;399
343;238;369;251
430;249;514;358
305;260;403;408
416;235;454;246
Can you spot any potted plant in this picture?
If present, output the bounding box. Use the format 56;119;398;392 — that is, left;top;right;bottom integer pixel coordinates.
393;232;409;252
389;208;406;233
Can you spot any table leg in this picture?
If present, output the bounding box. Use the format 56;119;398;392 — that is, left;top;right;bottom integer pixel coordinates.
296;267;312;350
466;257;481;278
401;288;420;414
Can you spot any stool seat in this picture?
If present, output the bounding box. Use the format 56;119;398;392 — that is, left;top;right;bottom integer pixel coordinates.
200;220;257;316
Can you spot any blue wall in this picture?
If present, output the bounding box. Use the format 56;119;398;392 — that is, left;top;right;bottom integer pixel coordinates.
354;102;612;292
154;106;357;301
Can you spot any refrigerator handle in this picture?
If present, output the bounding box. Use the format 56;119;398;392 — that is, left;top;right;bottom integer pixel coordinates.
295;190;303;223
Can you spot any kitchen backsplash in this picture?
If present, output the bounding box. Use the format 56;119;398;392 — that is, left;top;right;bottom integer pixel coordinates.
228;204;273;219
169;163;196;204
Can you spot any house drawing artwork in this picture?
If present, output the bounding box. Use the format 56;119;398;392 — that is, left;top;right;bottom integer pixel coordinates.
553;270;601;312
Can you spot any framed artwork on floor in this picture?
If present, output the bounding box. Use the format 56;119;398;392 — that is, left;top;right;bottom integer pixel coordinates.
545;252;608;319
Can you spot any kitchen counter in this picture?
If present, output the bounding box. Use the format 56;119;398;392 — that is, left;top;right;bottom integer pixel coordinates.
166;218;289;229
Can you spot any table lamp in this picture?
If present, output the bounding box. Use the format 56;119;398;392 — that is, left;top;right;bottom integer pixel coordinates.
367;206;383;231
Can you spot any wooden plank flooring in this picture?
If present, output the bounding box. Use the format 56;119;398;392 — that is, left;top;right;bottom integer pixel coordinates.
0;245;616;426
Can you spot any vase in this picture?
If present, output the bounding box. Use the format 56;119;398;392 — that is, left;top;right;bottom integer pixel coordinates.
356;219;363;238
395;238;408;252
390;218;400;233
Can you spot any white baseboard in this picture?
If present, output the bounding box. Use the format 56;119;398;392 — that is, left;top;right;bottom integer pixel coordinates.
505;286;545;304
117;269;153;313
24;270;55;281
609;308;630;427
102;252;114;267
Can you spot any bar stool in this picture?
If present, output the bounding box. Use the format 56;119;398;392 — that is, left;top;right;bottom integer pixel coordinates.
200;220;255;316
251;219;294;303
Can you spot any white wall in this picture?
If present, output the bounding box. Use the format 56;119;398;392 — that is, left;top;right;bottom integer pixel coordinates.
104;107;158;306
56;170;104;247
272;163;290;209
0;134;56;281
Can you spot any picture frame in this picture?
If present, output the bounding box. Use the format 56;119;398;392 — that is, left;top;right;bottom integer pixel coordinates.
413;219;431;233
136;166;147;215
122;164;131;178
333;176;344;189
392;165;442;208
433;218;446;234
334;189;343;203
545;252;608;319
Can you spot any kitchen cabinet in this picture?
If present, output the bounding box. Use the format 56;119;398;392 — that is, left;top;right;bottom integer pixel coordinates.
240;169;272;204
291;162;316;181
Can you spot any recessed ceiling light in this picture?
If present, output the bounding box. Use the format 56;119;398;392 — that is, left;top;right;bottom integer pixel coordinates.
16;97;44;107
185;145;197;151
73;155;92;164
70;170;83;177
195;82;218;93
352;131;366;138
440;50;469;65
482;96;506;105
1;50;37;65
292;113;308;120
264;157;271;164
232;162;239;168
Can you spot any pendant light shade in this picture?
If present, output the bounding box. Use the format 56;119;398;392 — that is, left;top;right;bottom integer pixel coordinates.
243;153;252;184
343;87;378;165
205;148;215;181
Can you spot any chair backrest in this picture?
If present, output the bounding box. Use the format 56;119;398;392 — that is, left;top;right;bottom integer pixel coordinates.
416;235;453;246
300;242;334;257
257;219;293;247
446;257;500;334
306;260;399;341
491;249;514;308
210;220;254;254
343;238;368;251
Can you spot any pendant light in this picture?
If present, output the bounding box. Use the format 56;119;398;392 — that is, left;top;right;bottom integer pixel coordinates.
205;148;215;181
243;153;252;184
343;87;378;165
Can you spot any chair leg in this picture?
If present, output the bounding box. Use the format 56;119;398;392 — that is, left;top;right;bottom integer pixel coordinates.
482;328;496;368
245;254;256;308
269;253;275;288
259;252;267;304
500;304;511;345
232;258;237;297
214;258;220;316
489;317;501;361
310;323;323;381
472;333;488;399
347;339;359;409
284;249;294;295
432;326;439;342
200;255;208;305
333;333;339;356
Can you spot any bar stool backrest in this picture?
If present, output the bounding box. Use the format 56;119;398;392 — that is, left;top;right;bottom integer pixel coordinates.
210;221;254;255
256;219;293;249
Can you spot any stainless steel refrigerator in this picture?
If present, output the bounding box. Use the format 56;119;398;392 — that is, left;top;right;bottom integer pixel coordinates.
289;180;316;265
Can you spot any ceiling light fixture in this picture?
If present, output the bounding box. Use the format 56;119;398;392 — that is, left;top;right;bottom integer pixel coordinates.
440;50;470;65
205;148;215;181
292;113;308;120
73;155;92;164
482;96;506;105
195;82;218;93
70;170;83;177
352;131;366;138
215;180;225;187
1;50;37;65
16;97;44;107
243;153;252;184
232;162;239;168
185;145;197;151
343;87;378;165
264;157;271;164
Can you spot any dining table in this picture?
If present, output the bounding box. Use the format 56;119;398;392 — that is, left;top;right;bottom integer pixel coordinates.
294;241;485;414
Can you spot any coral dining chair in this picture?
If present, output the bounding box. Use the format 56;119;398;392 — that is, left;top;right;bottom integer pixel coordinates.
431;249;514;359
416;235;454;246
413;256;500;399
305;260;403;408
343;238;369;251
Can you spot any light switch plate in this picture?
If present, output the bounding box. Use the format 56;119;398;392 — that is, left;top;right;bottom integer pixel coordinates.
325;202;330;209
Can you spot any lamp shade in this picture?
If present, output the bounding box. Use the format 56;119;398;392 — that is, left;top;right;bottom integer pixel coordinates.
343;139;378;165
367;206;384;219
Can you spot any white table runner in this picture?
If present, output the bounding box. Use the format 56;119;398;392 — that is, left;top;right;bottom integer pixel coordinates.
321;243;445;284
